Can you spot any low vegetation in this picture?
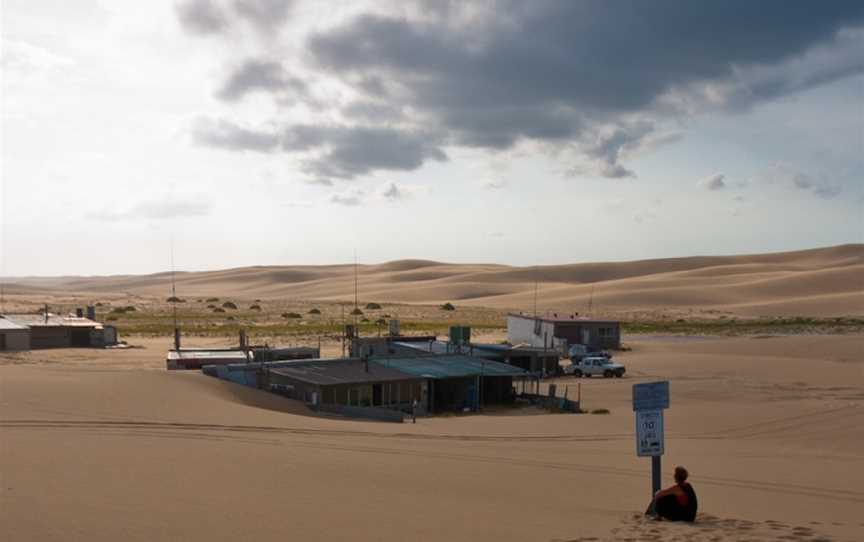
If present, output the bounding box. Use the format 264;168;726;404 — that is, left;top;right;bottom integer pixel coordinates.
166;296;185;303
222;301;237;309
249;304;262;311
308;308;321;315
365;302;382;310
440;302;456;311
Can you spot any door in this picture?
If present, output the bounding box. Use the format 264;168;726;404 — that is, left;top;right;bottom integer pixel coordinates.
372;384;383;406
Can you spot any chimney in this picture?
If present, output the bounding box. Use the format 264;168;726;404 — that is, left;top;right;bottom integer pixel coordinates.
86;305;96;320
76;308;84;318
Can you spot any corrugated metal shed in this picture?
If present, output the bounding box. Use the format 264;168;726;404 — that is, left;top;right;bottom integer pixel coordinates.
370;355;528;379
269;359;419;386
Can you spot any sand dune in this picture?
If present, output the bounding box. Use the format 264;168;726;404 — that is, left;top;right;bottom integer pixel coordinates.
6;244;863;317
2;335;862;541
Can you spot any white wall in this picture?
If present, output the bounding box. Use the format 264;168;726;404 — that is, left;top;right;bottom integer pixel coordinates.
506;316;563;351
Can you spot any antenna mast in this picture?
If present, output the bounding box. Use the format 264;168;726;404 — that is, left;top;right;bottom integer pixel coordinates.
587;285;595;315
171;238;180;350
533;278;539;317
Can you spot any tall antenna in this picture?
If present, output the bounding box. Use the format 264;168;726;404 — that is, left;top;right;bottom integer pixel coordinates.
353;249;359;312
533;279;539;317
587;284;595;315
170;237;180;350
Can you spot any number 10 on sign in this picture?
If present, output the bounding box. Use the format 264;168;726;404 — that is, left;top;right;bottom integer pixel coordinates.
636;409;664;457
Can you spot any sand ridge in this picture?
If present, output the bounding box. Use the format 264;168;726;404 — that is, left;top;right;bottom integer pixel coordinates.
6;244;863;317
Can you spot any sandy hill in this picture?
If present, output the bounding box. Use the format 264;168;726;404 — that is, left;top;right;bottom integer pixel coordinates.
7;244;863;317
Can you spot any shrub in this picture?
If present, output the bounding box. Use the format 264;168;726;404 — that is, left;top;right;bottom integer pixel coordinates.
590;409;610;415
206;304;216;309
106;316;118;321
375;318;387;325
206;297;219;303
222;301;237;309
308;308;321;315
440;302;456;311
249;304;262;311
350;308;364;316
382;313;391;318
166;296;185;303
213;307;225;313
227;316;235;321
124;306;137;312
282;312;302;319
110;307;127;314
365;302;382;310
361;318;370;323
95;302;103;307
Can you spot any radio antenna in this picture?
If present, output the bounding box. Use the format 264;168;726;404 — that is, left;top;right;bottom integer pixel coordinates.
171;237;180;350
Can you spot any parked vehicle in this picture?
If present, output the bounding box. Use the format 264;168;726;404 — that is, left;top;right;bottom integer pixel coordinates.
564;356;626;378
568;344;612;361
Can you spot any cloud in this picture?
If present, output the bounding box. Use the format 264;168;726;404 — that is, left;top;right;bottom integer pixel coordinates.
179;1;864;181
233;0;294;33
702;174;726;190
379;182;403;201
88;198;212;221
175;0;293;35
329;190;365;206
191;117;279;152
758;163;842;199
216;59;307;102
175;0;229;35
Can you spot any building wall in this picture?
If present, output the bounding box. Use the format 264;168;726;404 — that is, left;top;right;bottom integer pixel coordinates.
0;330;31;351
565;322;620;349
507;316;558;349
30;327;71;349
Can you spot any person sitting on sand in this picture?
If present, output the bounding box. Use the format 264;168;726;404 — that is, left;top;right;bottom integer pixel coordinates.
646;466;698;522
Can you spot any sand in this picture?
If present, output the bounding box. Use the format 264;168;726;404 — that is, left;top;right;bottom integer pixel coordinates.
2;334;862;541
5;244;864;318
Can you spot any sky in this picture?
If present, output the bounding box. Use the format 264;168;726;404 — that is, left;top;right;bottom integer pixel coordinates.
1;0;862;276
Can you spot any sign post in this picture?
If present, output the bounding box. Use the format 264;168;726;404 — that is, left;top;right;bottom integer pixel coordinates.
633;381;669;498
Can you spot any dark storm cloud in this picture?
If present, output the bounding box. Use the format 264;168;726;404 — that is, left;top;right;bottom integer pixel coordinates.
217;59;307;102
180;1;864;181
190;119;446;179
289;126;447;180
306;1;864;158
175;0;229;35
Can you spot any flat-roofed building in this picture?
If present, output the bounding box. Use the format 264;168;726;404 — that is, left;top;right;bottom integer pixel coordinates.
2;314;106;349
0;317;31;351
507;313;621;352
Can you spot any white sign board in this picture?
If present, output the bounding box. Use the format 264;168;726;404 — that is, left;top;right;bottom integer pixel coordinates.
636;409;664;457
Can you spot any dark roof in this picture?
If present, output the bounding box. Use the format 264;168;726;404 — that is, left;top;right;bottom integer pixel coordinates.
370;355;528;379
269;358;420;386
507;313;620;325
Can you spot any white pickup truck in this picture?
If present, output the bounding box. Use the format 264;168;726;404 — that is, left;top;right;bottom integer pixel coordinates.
564;356;626;378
